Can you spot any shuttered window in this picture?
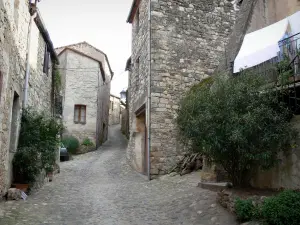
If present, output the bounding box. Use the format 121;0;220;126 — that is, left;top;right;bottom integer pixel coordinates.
74;105;86;124
43;45;50;75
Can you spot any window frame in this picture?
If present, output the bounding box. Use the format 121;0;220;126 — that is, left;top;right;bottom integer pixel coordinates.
74;104;87;124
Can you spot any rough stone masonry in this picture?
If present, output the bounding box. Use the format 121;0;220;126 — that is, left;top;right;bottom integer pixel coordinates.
127;0;237;178
0;0;58;196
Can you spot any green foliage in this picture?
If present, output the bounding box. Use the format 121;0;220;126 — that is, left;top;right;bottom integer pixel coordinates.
176;73;297;187
261;190;300;225
82;138;94;147
234;191;300;224
13;147;41;183
62;136;79;154
54;69;62;93
235;198;257;222
277;56;293;87
13;108;63;183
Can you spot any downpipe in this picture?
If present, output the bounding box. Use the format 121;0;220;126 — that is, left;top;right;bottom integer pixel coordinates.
147;0;151;181
23;0;38;108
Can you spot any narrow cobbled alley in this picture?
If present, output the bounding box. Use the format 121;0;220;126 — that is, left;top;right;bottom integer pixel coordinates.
0;126;237;225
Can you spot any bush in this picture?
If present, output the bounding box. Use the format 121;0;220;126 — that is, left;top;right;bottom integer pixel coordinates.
235;198;259;222
13;147;41;183
62;136;79;154
13;109;63;183
176;74;297;187
82;138;94;147
261;190;300;225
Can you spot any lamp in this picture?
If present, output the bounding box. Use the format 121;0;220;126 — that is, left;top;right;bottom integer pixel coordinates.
120;90;127;100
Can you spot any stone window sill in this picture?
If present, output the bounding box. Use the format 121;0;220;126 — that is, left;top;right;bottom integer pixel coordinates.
74;121;86;125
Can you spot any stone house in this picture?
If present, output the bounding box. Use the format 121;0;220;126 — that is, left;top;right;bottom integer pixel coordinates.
126;0;237;178
56;42;113;148
220;0;300;189
109;94;121;125
0;0;59;195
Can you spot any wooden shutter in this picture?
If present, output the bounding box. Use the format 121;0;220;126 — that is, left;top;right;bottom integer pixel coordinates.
80;105;86;123
43;45;50;75
74;105;86;123
74;105;79;122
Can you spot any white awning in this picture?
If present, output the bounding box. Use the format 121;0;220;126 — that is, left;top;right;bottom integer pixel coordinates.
234;11;300;73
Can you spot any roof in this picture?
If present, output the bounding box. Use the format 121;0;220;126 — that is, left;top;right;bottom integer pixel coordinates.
58;47;106;80
127;0;141;23
55;41;114;77
110;94;120;100
33;6;59;64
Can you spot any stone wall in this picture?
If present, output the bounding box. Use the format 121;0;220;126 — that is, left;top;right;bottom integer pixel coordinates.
0;0;56;195
58;44;111;148
109;95;121;125
127;0;150;174
121;106;129;139
149;0;236;177
251;115;300;190
60;50;100;145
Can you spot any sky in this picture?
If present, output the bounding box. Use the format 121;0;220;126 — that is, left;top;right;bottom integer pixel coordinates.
38;0;133;96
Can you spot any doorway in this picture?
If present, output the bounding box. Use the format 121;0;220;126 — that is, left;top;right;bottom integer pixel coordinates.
135;108;148;175
8;92;21;186
9;92;20;152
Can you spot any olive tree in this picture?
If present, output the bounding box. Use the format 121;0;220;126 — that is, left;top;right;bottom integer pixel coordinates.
176;74;297;187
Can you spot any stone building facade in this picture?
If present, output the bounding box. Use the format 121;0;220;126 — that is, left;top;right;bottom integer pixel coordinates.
109;94;121;125
220;0;300;189
126;0;237;178
0;0;58;195
56;42;113;148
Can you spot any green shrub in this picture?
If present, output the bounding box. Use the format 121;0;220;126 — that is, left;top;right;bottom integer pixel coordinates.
82;138;94;146
62;136;79;154
13;147;41;183
261;190;300;225
176;73;297;187
235;198;258;222
13;109;63;183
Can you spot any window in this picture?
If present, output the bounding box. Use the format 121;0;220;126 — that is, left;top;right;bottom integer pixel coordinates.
74;105;86;124
111;101;114;111
136;9;140;33
43;44;50;75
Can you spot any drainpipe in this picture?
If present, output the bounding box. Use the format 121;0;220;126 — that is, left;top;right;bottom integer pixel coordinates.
23;0;38;108
147;0;152;181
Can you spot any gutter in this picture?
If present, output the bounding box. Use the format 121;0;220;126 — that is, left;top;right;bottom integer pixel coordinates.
34;7;59;64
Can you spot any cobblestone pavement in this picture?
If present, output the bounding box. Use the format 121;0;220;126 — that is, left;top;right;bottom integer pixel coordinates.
0;125;238;225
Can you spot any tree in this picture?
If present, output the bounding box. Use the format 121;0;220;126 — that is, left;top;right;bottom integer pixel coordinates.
176;74;297;187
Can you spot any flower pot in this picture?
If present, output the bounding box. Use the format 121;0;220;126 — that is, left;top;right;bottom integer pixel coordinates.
13;183;29;193
47;172;53;182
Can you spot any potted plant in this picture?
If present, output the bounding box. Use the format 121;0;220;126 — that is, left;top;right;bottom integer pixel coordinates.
45;164;54;182
12;147;41;192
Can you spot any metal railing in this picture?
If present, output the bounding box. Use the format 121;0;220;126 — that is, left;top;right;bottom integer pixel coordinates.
237;33;300;113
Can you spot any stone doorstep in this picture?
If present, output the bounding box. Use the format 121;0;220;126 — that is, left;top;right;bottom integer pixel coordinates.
198;181;232;192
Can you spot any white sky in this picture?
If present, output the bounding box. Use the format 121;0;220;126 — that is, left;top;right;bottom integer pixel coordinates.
38;0;133;96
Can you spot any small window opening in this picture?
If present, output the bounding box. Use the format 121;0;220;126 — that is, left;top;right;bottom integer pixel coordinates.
74;104;86;124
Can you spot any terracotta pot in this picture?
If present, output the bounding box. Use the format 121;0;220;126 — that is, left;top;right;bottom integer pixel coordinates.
47;172;53;182
13;183;29;192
